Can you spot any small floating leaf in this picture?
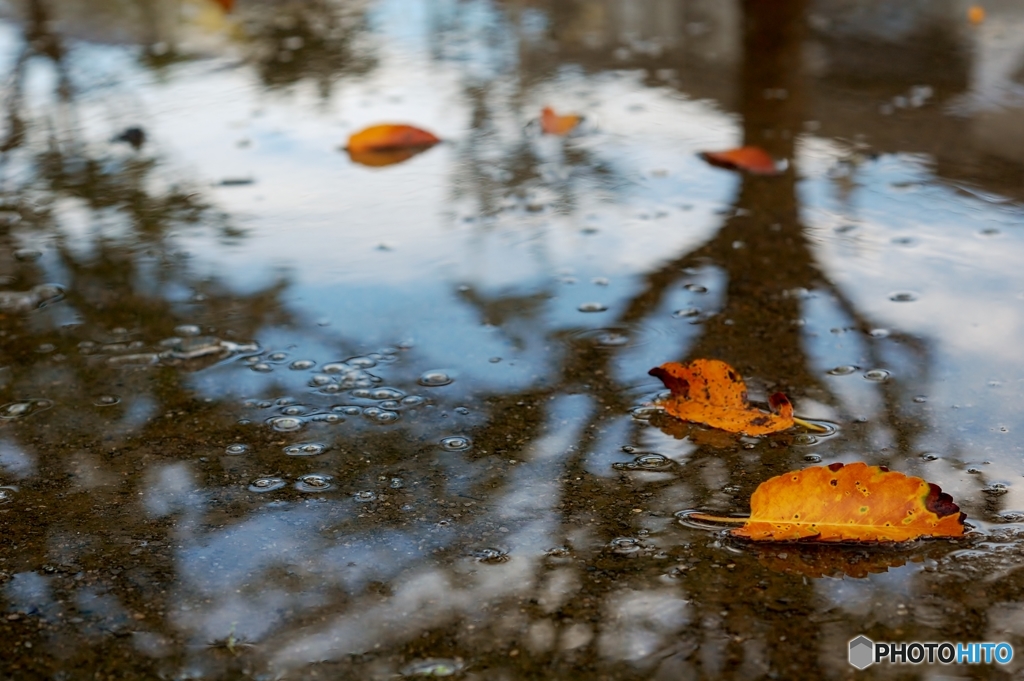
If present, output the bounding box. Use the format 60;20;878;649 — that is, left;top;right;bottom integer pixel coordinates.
540;106;581;136
699;146;780;175
345;124;441;166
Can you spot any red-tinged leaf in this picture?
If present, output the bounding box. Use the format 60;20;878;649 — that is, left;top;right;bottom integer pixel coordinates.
648;359;795;435
346;124;441;154
693;462;966;543
699;146;780;175
541;107;581;136
210;0;235;12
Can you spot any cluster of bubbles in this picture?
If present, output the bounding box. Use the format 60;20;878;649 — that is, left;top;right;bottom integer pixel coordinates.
248;474;336;493
0;399;53;419
284;442;327;456
0;283;64;313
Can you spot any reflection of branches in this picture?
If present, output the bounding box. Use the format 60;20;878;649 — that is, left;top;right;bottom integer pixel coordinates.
239;0;376;96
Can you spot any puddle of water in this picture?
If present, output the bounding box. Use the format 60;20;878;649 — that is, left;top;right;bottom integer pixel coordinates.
1;0;1024;678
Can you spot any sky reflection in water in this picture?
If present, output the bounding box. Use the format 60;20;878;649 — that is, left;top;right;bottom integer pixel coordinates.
1;0;1024;678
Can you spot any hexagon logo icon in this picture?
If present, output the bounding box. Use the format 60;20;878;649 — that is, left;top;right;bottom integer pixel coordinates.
849;635;874;670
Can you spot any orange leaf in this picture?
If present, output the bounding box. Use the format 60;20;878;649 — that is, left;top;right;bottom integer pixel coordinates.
699;146;780;175
648;359;794;435
346;124;441;154
726;462;965;542
210;0;234;12
968;5;985;24
541;107;581;136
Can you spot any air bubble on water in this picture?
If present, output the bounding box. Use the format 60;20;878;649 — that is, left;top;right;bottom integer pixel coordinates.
379;400;399;410
249;477;286;492
609;537;642;554
281;405;311;416
284;442;327;456
614;453;672;471
175;325;202;337
251;363;273;373
578;302;608;312
243;356;262;365
225;443;249;455
93;395;120;406
418;371;453;387
440;436;472;451
684;284;708;293
363;406;381;419
475;547;509;564
267;352;288;362
595;331;629;346
296;474;333;492
455;406;470;415
792;433;819;445
0;399;52;419
319;384;343;394
804;454;822;463
864;369;891;382
630;406;660;420
0;487;16;504
889;292;918;303
347;356;377;369
621;445;636;453
290;360;315;370
390;477;404;489
269;416;304;432
919;452;939;461
868;328;890;339
14;248;42;261
374;410;399;424
371;388;404;400
984;483;1009;496
311;413;343;424
828;365;858;376
332;405;362;416
672;308;701;319
913;395;927;403
353;490;377;502
401;396;425;407
322;363;347;374
351;388;372;399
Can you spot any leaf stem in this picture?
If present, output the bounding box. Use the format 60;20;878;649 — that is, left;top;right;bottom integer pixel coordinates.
686;512;747;524
793;416;828;432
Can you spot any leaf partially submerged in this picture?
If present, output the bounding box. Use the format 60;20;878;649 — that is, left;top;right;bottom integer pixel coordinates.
345;124;441;166
541;107;581;136
648;359;795;435
695;462;966;542
699;146;779;175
